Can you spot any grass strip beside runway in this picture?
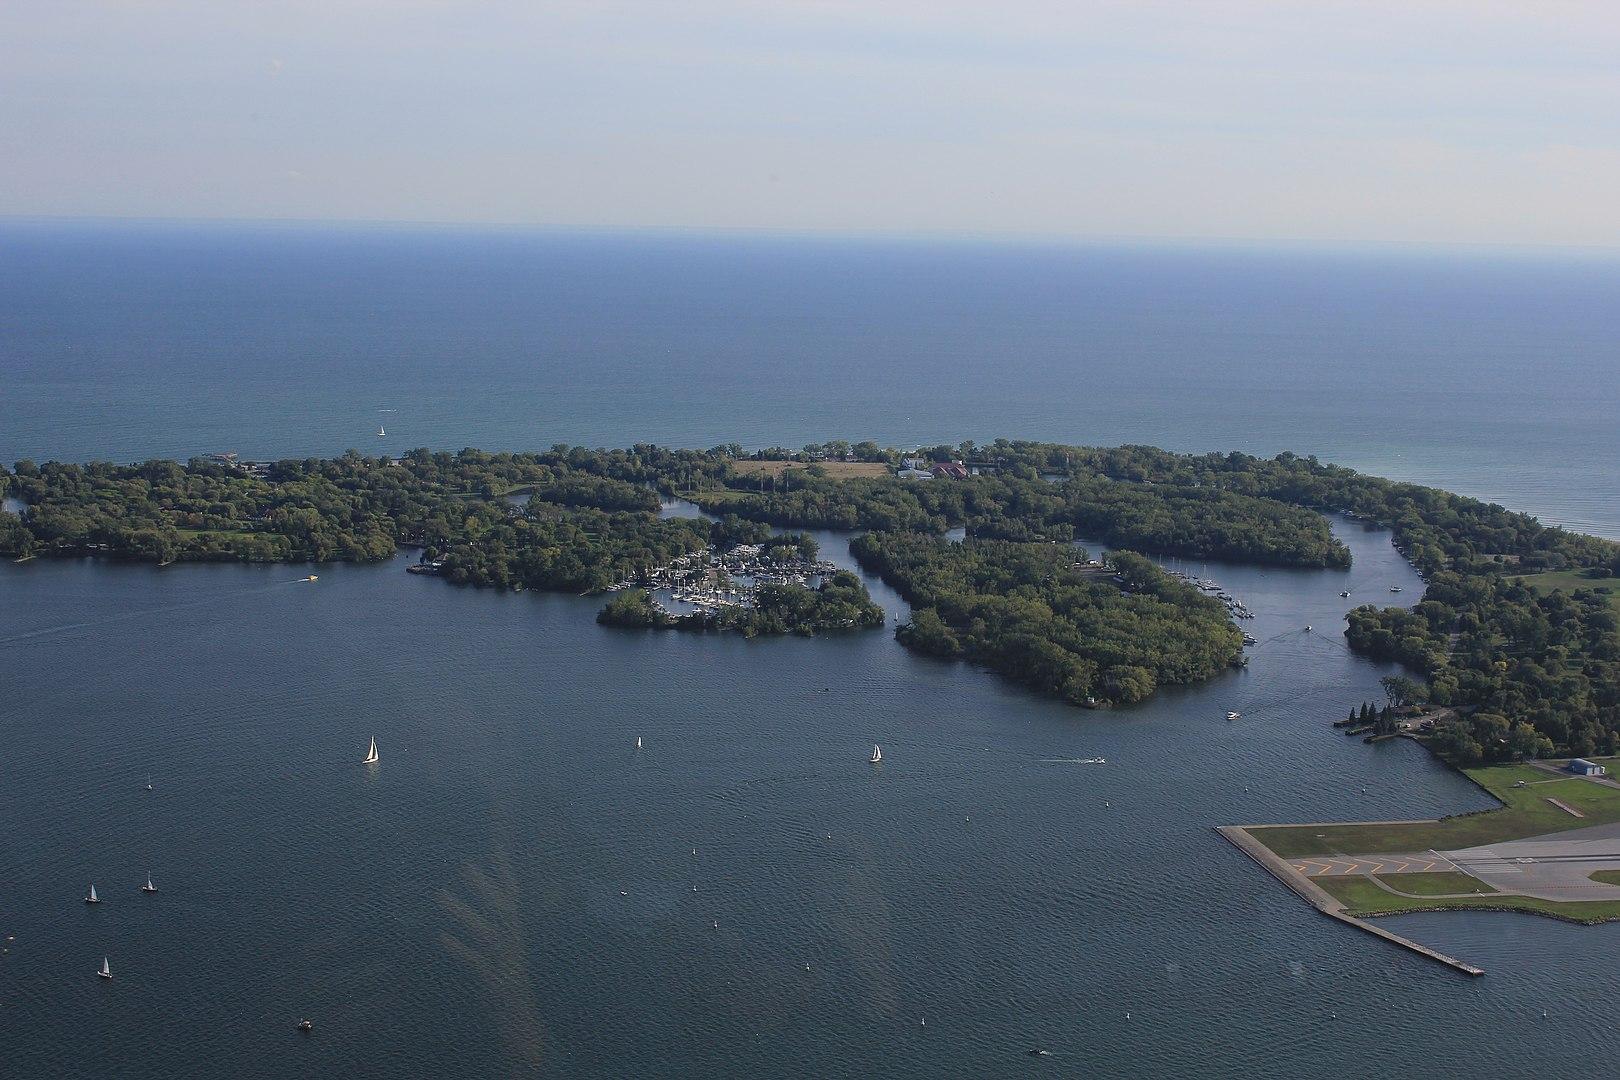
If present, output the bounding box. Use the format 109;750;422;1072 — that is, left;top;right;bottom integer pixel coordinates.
1250;765;1620;858
1375;872;1497;896
1320;876;1620;924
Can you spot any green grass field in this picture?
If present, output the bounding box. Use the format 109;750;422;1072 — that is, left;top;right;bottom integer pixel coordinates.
1318;876;1620;923
174;527;258;540
1590;870;1620;886
1374;872;1497;896
1249;764;1620;858
1513;570;1620;613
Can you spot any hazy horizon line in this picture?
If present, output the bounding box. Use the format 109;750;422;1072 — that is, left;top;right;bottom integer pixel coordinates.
5;212;1620;263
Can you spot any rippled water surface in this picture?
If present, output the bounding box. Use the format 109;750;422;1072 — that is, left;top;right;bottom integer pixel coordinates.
4;519;1618;1078
4;225;1620;1076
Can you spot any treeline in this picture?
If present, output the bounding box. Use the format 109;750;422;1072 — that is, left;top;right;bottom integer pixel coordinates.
1345;572;1620;761
0;448;724;566
999;441;1619;577
1;457;399;563
849;534;1243;705
433;509;712;593
598;574;884;638
12;438;1620;732
691;469;1349;569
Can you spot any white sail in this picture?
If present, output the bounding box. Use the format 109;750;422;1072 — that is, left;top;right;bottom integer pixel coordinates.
870;744;882;764
87;884;97;903
363;736;379;764
99;957;111;978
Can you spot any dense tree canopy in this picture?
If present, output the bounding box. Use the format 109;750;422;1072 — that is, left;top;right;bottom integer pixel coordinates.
850;534;1243;705
1346;572;1620;761
8;439;1619;733
691;470;1349;568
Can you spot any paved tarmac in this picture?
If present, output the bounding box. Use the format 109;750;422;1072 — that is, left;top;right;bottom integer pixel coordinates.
1444;826;1620;901
1291;853;1458;876
1290;820;1620;901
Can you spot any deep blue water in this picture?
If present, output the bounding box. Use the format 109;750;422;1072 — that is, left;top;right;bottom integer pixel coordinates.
4;225;1620;1077
2;222;1618;535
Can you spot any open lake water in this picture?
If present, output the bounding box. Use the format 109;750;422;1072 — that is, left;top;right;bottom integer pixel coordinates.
2;224;1619;1076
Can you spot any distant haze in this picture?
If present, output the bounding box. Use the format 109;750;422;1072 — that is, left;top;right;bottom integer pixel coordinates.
2;2;1618;247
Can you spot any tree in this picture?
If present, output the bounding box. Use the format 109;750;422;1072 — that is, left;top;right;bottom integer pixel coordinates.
1381;675;1424;708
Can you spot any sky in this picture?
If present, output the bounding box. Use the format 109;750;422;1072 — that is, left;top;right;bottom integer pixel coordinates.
2;1;1618;247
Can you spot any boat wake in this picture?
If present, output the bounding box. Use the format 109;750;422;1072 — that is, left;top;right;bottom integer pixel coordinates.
1038;757;1106;765
0;582;298;647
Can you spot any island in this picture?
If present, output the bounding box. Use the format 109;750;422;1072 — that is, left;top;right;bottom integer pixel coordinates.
8;438;1620;946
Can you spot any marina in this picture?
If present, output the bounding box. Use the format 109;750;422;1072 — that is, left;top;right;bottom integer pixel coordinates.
1164;569;1256;620
604;543;843;617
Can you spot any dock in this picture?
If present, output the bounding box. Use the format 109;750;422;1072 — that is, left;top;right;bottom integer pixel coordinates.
1216;825;1485;977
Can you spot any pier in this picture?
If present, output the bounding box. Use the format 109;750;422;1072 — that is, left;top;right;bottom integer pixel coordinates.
1216;824;1485;977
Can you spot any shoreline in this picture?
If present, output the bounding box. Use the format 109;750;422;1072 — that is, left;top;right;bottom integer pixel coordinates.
1216;824;1486;976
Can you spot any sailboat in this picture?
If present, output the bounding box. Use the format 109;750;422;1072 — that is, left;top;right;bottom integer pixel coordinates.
85;884;100;905
363;736;379;765
141;874;157;895
636;736;643;750
98;957;112;980
376;425;386;437
869;744;882;764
